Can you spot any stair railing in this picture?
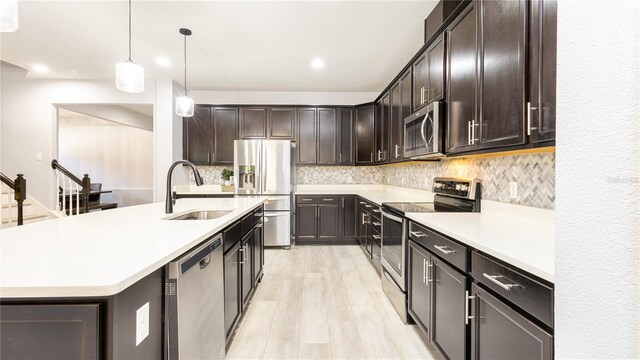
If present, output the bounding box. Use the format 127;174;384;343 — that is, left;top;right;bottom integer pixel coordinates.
0;172;26;226
51;160;90;215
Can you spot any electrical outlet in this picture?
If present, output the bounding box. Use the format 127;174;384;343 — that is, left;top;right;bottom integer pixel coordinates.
36;152;42;161
509;182;518;199
136;302;150;346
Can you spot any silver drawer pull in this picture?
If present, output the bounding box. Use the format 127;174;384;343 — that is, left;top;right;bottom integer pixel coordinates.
323;198;334;201
372;235;381;240
483;273;520;291
410;231;426;238
359;201;366;204
434;245;456;255
301;199;312;201
365;204;372;208
372;209;381;213
372;222;381;226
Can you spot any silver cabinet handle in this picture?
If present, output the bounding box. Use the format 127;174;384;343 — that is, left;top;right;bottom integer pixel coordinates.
372;235;381;240
471;119;478;144
395;144;400;158
410;231;426;238
323;198;334;201
370;152;373;162
465;290;476;324
301;198;312;201
207;153;210;163
372;222;381;226
365;204;372;208
362;213;365;224
422;259;426;284
372;209;381;213
359;201;366;205
434;245;456;255
239;246;244;265
483;273;520;291
527;101;539;136
468;121;471;145
426;260;433;284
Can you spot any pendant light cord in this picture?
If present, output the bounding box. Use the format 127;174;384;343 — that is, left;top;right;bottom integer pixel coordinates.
128;0;132;61
184;33;188;94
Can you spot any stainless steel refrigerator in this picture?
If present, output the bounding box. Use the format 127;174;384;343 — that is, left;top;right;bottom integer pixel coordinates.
234;140;295;247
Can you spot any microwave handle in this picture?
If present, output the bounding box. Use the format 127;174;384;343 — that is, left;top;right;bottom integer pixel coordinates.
420;113;429;147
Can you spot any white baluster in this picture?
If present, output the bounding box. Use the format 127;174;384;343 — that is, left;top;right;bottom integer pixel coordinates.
8;188;13;227
62;175;66;215
0;183;4;225
68;178;73;216
76;182;80;215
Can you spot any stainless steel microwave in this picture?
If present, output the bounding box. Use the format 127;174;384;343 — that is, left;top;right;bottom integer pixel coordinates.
403;101;444;159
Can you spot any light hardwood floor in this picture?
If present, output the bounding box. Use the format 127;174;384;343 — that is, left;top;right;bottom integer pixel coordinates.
226;245;438;360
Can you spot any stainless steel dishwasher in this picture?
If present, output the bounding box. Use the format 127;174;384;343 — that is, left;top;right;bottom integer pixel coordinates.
165;234;225;360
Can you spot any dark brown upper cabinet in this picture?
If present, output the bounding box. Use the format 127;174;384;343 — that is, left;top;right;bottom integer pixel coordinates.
446;3;478;154
268;107;296;140
375;93;390;164
355;104;375;165
476;0;527;150
389;78;404;162
296;108;337;165
528;0;557;145
240;107;267;139
183;106;211;165
426;34;446;104
212;107;239;164
413;52;428;112
183;106;238;165
338;108;355;166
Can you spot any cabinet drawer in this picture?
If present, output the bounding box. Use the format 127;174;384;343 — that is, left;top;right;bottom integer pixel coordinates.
296;195;339;204
242;212;254;235
409;221;468;272
370;206;382;221
471;251;553;328
223;220;243;253
253;206;263;226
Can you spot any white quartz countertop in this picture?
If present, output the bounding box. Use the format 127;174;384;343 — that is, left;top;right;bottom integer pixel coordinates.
0;197;266;298
406;212;555;283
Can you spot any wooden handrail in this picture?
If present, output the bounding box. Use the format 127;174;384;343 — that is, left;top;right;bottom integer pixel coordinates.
1;172;26;226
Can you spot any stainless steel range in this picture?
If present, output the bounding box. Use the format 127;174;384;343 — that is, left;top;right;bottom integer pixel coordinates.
380;177;481;323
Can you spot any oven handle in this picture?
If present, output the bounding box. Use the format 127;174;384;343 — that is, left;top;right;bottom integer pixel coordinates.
381;210;403;223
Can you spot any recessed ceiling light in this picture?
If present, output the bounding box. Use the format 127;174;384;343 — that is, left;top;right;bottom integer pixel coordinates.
32;64;50;73
311;58;325;69
156;57;171;67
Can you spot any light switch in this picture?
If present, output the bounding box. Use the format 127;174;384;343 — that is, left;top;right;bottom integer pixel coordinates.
136;302;150;346
509;182;518;199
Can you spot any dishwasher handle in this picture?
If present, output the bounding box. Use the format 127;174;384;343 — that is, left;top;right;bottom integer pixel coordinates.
168;234;222;279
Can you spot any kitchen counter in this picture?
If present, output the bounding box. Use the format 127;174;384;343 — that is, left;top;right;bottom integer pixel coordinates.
406;211;555;283
0;197;267;298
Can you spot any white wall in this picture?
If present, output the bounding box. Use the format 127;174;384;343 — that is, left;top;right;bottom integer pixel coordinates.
0;63;156;208
58;120;154;207
191;90;378;105
555;0;639;358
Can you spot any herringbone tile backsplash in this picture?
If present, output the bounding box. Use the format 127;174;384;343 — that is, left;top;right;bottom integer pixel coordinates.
196;152;556;209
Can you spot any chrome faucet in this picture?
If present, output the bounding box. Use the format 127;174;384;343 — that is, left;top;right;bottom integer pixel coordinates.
166;160;204;214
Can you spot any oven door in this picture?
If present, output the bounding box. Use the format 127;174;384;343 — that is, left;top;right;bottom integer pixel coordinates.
381;210;406;291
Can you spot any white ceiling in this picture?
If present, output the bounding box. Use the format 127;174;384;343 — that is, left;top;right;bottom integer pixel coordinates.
0;1;437;92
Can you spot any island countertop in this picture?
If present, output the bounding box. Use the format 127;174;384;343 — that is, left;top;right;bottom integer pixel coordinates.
0;197;267;299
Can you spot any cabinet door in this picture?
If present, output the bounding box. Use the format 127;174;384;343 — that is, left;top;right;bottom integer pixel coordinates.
0;304;100;360
318;204;339;241
317;108;338;165
408;242;432;338
355;105;375;164
241;232;254;309
432;258;467;360
375;93;390;164
427;34;446;103
389;80;403;162
400;68;413;158
470;283;553;360
446;4;478;154
529;0;556;144
183;106;211;164
212;107;238;164
296;108;317;165
338;108;354;165
224;244;241;337
477;0;527;149
340;196;357;241
413;52;428;111
253;221;263;285
240;107;267;139
268;107;296;139
295;204;318;242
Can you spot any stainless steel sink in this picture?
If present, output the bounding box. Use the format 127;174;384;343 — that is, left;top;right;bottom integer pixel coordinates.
166;210;233;220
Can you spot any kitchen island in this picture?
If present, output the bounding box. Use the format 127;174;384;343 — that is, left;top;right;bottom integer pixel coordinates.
0;197;266;359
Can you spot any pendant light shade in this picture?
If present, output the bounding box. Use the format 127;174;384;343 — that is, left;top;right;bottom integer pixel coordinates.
116;60;145;93
175;96;195;117
116;0;144;93
176;28;194;117
0;0;19;32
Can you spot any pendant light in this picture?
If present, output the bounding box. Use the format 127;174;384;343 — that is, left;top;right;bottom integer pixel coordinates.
115;0;144;93
0;0;19;32
175;28;194;117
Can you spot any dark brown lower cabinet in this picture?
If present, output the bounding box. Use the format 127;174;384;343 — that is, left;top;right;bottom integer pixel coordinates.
470;283;553;360
432;257;468;360
295;196;344;244
224;241;241;339
318;204;339;241
295;204;318;242
340;196;358;242
408;241;432;338
1;304;100;360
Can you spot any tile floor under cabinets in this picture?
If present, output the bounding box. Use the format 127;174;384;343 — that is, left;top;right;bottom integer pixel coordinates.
226;245;437;360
